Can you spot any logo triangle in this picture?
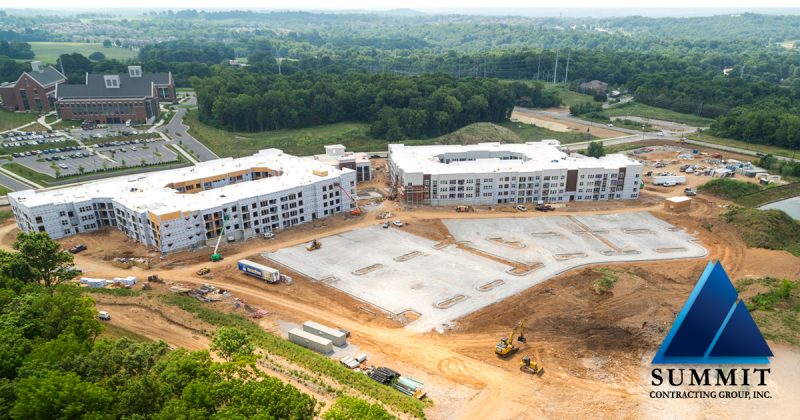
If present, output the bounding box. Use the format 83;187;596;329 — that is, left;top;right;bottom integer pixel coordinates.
652;261;772;364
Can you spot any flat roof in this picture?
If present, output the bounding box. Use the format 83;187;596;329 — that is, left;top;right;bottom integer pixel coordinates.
389;142;641;175
666;196;693;203
10;149;351;215
303;320;346;338
288;328;332;346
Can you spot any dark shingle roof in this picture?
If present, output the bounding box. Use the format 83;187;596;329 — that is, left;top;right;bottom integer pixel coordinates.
56;72;171;100
22;66;66;86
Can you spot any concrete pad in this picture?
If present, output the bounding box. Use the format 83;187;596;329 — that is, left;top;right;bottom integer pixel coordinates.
268;212;706;333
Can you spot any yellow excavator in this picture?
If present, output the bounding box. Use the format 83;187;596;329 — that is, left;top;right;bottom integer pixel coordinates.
495;321;526;356
520;354;543;375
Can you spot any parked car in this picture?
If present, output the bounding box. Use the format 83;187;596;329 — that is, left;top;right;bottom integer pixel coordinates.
382;221;390;229
263;232;275;239
69;244;87;254
98;311;111;321
393;220;404;227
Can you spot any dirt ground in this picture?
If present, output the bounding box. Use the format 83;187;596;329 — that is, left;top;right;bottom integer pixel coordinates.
1;170;798;418
512;108;625;139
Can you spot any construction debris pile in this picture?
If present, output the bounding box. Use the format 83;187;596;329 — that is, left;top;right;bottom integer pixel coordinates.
111;257;152;269
365;366;426;399
80;276;138;288
186;283;229;302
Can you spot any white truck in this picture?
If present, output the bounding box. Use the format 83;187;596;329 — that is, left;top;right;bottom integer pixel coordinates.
652;175;686;186
237;259;280;283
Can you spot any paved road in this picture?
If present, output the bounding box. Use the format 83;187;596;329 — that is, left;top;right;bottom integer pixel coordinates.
159;95;219;161
0;172;34;191
523;108;800;163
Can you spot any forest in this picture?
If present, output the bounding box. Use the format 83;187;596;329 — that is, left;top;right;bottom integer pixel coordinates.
0;232;391;419
192;70;525;140
1;10;800;148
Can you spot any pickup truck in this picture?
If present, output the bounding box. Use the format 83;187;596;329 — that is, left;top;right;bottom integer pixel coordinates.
69;244;87;254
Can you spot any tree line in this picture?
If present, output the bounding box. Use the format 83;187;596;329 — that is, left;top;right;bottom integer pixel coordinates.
0;231;393;419
192;68;523;140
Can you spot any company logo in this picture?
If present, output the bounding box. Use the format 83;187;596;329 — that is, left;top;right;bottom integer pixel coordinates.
652;261;773;365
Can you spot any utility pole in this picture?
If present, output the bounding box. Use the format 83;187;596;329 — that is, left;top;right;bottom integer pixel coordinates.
563;51;571;84
553;50;559;84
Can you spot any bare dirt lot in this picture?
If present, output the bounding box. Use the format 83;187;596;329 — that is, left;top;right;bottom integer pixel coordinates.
512;108;625;138
2;178;798;418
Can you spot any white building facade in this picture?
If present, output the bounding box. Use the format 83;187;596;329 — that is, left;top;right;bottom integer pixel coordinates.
9;149;357;253
388;141;643;206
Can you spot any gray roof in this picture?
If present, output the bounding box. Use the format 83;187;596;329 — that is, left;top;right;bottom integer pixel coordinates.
17;66;66;87
57;72;171;100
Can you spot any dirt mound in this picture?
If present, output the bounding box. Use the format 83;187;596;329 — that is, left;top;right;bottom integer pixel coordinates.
435;123;521;145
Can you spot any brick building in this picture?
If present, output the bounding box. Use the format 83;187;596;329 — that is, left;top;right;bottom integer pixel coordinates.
55;66;176;124
0;61;67;112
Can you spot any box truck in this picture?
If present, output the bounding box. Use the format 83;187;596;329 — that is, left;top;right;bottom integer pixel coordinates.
237;259;280;283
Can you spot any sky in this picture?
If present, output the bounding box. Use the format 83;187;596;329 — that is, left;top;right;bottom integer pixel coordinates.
7;1;800;11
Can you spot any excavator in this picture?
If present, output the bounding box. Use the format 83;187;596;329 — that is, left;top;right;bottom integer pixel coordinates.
520;354;543;376
495;321;526;356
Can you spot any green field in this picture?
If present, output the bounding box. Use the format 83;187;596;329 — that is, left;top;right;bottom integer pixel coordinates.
688;131;800;159
186;110;585;157
29;42;137;64
603;102;715;126
0;110;38;131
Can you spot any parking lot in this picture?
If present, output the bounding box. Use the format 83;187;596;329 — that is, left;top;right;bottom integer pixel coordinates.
1;131;77;155
13;138;180;177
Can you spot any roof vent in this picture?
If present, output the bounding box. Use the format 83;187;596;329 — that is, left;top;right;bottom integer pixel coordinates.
30;61;44;73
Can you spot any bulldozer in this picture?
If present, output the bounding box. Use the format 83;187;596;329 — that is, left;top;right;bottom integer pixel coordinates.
306;239;322;251
495;321;526;356
520;355;543;376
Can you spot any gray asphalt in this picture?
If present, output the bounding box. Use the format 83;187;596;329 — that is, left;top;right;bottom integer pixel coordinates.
159;95;219;161
0;172;34;191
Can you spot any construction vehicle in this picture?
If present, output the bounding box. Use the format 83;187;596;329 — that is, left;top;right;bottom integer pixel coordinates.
520;355;543;375
495;321;526;356
210;213;230;262
334;182;362;216
306;239;322;251
455;205;474;213
196;267;211;276
535;202;555;212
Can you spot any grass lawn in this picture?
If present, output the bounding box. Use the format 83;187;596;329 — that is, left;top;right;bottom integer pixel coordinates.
688;131;800;160
0;186;11;197
51;119;82;130
29;42;137;64
736;182;800;208
603;102;715;126
186;110;423;156
0;110;39;131
2;162;56;185
498;121;597;144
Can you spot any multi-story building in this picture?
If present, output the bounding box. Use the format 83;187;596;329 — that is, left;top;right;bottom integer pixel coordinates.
0;61;67;112
307;145;372;182
8;149;357;254
55;66;176;124
388;141;643;206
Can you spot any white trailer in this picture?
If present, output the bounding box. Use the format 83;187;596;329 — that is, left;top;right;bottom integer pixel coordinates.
652;175;686;186
237;259;280;283
288;328;333;354
303;320;347;346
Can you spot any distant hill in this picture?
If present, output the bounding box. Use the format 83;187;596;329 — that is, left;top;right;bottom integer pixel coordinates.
379;8;427;16
435;123;521;145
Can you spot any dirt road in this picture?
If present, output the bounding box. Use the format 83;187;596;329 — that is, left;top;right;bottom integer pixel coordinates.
2;179;798;418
